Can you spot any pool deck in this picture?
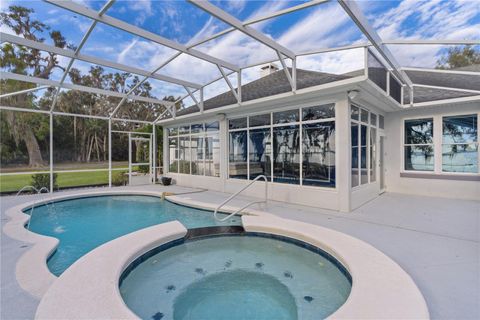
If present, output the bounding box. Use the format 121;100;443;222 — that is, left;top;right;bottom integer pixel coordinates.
1;185;479;319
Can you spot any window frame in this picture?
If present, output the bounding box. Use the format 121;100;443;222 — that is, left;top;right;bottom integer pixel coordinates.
227;100;337;190
166;121;220;177
402;117;435;173
350;103;379;189
441;114;478;174
401;112;480;176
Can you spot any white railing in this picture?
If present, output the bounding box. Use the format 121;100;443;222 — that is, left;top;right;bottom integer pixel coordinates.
213;175;268;222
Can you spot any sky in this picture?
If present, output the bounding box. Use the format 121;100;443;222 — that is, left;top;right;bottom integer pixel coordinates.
1;0;479;102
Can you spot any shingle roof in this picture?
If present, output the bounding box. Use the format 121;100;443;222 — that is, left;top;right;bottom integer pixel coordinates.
452;64;480;72
402;68;479;103
177;68;350;116
404;70;480;91
174;66;479;117
404;86;476;104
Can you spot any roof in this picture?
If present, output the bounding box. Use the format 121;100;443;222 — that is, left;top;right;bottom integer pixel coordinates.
177;68;351;116
403;69;479;104
452;64;480;72
404;86;476;104
176;66;478;116
404;70;480;91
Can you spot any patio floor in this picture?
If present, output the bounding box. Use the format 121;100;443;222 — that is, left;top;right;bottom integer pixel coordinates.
1;185;479;319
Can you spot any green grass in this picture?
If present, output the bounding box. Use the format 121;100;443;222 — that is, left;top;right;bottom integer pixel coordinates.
0;170;114;193
0;162;147;193
56;171;109;188
0;174;31;193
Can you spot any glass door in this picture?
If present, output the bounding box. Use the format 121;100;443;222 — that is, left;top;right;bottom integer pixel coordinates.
379;135;386;193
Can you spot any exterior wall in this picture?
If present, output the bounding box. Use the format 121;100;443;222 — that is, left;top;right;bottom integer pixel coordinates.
164;94;351;211
163;91;478;211
384;103;480;200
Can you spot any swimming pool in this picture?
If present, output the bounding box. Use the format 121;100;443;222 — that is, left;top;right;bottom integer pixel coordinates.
120;234;352;320
25;195;240;275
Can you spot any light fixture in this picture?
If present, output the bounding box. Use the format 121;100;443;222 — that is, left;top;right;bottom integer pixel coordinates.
348;90;360;100
216;113;226;121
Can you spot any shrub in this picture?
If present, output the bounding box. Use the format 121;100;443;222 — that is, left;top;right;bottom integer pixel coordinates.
138;165;150;174
112;171;128;186
31;173;57;192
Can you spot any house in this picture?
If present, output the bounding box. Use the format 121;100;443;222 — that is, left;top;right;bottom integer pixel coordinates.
160;56;479;211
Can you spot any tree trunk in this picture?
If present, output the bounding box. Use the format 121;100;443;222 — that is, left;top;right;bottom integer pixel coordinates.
23;126;45;167
4;111;44;167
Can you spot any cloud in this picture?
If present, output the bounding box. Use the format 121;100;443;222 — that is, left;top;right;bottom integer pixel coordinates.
223;0;247;14
187;16;223;46
0;0;13;11
116;37;177;72
126;0;153;26
277;4;362;52
370;0;480;67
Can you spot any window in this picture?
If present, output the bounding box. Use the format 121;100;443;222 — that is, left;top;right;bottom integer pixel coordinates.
168;137;178;173
229;130;247;179
371;113;377;127
167;122;219;177
351;104;378;187
360;125;368;184
273;125;300;184
229;117;247;129
303;122;335;187
205;134;220;177
191;135;204;175
370;128;376;182
249;114;270;127
249;128;271;180
442;115;478;173
404;118;434;171
379;115;384;129
351;123;359;187
179;136;191;174
302;104;335;121
274;109;299;124
228;104;335;188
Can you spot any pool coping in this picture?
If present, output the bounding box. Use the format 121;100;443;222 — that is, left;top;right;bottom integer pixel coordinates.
1;189;266;299
167;196;430;319
4;190;429;319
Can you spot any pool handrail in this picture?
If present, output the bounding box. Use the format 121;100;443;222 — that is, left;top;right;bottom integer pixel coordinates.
213;175;268;222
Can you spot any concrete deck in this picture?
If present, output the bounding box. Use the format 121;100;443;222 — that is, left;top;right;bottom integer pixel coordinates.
1;185;479;319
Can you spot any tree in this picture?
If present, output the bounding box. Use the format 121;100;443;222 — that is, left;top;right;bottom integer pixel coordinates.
0;5;72;167
436;45;480;69
1;5;178;169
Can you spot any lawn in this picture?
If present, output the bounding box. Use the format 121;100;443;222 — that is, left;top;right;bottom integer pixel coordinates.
0;170;114;193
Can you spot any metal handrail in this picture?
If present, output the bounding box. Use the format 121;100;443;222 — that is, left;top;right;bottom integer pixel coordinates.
213;175;268;222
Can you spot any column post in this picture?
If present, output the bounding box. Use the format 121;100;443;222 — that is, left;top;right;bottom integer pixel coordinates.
336;96;351;212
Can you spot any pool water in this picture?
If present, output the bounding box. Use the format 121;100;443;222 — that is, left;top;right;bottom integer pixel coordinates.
25;195;240;276
120;235;351;320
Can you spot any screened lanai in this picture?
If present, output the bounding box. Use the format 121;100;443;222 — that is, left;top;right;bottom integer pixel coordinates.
1;0;479;194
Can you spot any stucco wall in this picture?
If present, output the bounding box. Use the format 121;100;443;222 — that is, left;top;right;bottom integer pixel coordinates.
384;103;480;200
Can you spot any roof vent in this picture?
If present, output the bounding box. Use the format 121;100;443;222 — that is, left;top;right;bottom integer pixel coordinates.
260;63;279;78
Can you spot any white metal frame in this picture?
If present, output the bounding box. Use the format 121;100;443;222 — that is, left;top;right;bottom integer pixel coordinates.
128;135;153;186
350;103;379;190
1;0;479;195
225;100;338;190
401;112;480;176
